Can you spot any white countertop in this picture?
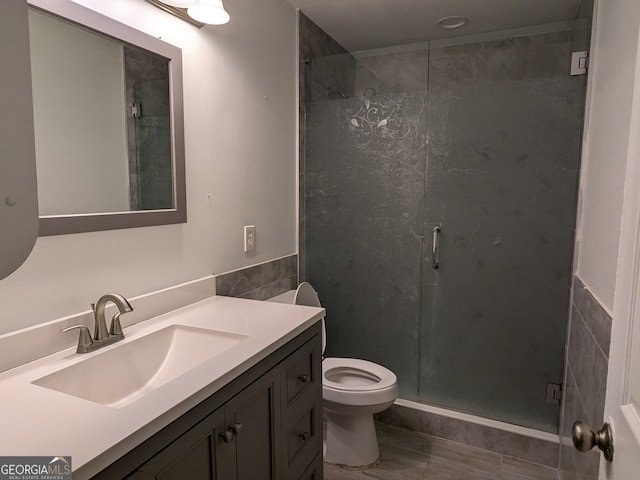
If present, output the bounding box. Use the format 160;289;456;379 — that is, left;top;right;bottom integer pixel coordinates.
0;295;324;479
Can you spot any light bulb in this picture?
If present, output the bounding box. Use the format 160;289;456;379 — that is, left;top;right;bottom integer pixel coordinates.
187;0;230;25
158;0;199;7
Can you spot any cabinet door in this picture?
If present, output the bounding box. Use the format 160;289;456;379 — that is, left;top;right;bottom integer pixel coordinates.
297;453;323;480
224;368;282;480
128;408;231;480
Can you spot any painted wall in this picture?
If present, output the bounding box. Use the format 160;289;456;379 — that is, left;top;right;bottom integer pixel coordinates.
574;0;640;310
30;9;130;215
0;0;297;335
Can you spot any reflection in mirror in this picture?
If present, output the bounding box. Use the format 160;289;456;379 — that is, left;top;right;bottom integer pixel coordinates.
27;0;186;236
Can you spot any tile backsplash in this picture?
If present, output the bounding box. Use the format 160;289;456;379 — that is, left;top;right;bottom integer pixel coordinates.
214;254;298;300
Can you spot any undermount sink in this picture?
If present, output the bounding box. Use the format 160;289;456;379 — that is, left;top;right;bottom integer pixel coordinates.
33;325;248;408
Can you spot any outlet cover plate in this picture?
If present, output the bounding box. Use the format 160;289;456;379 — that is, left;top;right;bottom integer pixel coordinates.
244;225;256;252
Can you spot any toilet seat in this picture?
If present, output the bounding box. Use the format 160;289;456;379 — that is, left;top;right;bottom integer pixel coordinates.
322;357;398;408
323;357;397;392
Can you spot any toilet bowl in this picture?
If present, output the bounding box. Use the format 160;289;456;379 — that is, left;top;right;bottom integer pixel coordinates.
322;357;398;466
273;282;399;468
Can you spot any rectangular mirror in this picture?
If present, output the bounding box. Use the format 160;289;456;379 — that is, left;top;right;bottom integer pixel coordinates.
27;0;186;236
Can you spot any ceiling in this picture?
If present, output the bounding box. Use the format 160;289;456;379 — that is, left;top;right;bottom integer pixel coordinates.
286;0;583;52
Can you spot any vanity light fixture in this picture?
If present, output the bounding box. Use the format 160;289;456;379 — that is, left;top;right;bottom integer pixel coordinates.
147;0;230;26
188;0;230;25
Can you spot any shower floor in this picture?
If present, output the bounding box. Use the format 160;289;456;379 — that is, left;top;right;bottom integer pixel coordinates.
324;423;558;480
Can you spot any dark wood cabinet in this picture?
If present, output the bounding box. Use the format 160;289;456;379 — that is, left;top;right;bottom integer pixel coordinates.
127;409;227;480
94;323;322;480
223;367;282;480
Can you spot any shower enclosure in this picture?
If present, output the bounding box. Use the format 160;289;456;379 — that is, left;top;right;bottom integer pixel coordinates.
300;15;588;433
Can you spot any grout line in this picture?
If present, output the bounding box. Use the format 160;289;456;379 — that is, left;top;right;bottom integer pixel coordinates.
213;253;297;278
573;305;609;362
237;275;298;300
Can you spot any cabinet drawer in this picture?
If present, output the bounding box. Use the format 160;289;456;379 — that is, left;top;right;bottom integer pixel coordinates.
282;337;321;407
285;403;321;479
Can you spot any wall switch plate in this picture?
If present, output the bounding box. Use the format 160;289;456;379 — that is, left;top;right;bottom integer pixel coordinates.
244;225;256;252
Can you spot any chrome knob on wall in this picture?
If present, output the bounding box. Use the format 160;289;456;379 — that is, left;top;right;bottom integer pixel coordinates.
572;421;614;462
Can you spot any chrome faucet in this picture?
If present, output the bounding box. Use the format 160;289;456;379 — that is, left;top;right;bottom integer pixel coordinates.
63;293;133;353
92;293;133;340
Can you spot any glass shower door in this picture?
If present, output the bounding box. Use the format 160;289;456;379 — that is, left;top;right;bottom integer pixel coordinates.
418;37;585;432
304;92;428;400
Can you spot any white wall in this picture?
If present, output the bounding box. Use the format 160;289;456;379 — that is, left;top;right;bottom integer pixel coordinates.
0;0;297;335
574;0;640;311
30;9;130;215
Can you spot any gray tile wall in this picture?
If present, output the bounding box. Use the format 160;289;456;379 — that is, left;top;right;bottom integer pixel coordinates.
124;47;172;211
558;276;612;480
355;50;429;96
376;404;559;468
298;14;355;283
214;254;298;300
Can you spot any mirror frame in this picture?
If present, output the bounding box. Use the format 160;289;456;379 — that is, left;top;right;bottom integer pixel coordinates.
28;0;186;236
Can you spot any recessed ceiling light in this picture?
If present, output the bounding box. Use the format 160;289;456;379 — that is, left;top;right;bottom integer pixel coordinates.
438;16;469;30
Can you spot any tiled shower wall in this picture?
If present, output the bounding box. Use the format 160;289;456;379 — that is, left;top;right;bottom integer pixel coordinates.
298;14;355;282
558;277;612;480
124;47;172;211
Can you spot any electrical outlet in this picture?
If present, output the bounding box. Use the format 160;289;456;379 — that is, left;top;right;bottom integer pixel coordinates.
244;225;256;252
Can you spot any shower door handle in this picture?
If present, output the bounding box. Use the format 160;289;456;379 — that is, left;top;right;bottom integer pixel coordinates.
432;226;441;269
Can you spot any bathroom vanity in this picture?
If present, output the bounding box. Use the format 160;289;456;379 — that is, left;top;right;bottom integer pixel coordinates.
0;295;324;480
95;320;323;480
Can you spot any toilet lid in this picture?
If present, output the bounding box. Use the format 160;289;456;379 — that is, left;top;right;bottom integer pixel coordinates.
294;282;326;353
323;357;397;392
294;282;321;308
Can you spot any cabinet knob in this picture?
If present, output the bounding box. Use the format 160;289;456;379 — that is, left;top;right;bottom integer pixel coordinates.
299;432;310;441
231;423;243;435
297;374;309;383
572;421;614;462
220;430;235;443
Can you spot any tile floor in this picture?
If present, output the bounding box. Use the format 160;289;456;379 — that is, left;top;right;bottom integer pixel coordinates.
324;423;559;480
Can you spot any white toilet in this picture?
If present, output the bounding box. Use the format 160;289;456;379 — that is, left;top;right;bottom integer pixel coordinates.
272;282;399;468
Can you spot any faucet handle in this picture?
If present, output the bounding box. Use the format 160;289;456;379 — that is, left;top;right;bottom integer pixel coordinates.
109;312;124;336
62;325;93;353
